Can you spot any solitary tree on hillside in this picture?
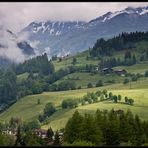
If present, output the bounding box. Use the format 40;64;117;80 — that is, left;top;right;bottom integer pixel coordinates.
37;99;40;105
123;78;130;84
87;83;93;88
125;97;128;104
118;95;122;102
128;98;134;105
44;102;56;117
113;95;118;103
109;92;113;100
96;90;102;97
72;57;77;65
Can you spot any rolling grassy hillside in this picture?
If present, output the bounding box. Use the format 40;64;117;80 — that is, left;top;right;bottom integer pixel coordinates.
113;61;148;74
53;61;148;88
0;78;148;131
51;45;148;89
54;72;125;88
41;85;148;131
42;87;148;131
52;46;140;72
53;51;99;71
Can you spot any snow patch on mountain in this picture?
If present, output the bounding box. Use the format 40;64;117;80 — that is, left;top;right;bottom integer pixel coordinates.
140;8;148;15
90;6;148;24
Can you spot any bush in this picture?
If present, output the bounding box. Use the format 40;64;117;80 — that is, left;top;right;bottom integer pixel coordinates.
128;98;134;105
43;102;56;117
112;95;118;103
96;91;102;97
23;119;40;131
108;92;113;100
96;80;103;87
131;75;138;81
123;78;130;84
118;95;122;101
105;79;115;84
62;99;78;109
58;81;76;91
136;73;143;78
37;99;40;105
87;83;93;88
0;134;16;146
72;57;77;65
144;71;148;77
38;114;46;123
77;86;81;89
125;96;128;103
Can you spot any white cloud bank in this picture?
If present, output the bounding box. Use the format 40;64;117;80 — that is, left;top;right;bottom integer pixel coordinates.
0;27;30;63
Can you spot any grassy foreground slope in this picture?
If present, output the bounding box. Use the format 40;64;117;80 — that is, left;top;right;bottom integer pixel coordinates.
0;78;148;131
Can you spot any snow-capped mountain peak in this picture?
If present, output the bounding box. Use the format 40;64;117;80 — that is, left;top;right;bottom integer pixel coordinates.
23;20;86;36
89;6;148;24
20;6;148;58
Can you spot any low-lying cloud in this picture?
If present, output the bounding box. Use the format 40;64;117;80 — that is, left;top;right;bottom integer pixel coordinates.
0;27;30;63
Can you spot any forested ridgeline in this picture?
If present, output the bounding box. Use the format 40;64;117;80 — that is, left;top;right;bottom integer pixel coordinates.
90;31;148;57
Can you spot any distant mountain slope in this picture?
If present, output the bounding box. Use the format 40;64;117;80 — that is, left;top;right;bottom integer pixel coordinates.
0;29;35;67
20;6;148;58
6;29;35;56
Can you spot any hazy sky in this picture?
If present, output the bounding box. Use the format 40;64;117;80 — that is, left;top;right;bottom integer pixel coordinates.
0;2;147;32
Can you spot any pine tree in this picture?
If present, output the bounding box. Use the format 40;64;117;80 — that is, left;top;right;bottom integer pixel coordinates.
80;113;103;145
47;127;54;141
53;131;60;145
132;54;136;64
15;125;23;146
104;109;120;145
72;57;77;65
64;111;84;143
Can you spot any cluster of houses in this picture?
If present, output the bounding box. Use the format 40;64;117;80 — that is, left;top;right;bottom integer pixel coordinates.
100;67;127;76
2;127;63;142
57;54;70;61
34;129;64;144
2;127;17;136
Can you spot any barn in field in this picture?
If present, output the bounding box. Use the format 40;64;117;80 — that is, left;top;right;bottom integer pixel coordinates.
101;67;114;74
114;69;127;76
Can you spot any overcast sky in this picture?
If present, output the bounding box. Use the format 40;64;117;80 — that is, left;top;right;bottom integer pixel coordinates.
0;2;147;32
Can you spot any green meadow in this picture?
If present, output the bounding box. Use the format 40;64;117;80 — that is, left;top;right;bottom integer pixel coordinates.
0;77;148;131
